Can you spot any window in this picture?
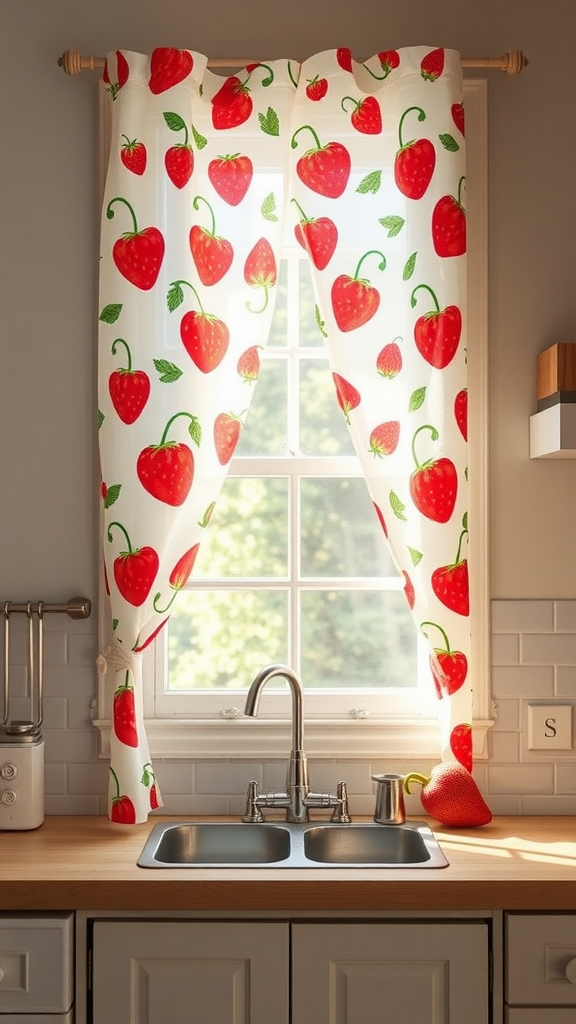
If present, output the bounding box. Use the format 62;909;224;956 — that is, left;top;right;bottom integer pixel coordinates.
95;77;491;762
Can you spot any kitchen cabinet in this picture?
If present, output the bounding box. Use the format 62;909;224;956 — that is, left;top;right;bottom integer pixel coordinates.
0;913;74;1022
505;913;576;1021
87;916;489;1024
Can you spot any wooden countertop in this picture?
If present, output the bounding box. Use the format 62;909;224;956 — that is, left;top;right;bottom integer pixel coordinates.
1;816;575;912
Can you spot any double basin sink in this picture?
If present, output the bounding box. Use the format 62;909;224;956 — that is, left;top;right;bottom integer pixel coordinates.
138;820;449;869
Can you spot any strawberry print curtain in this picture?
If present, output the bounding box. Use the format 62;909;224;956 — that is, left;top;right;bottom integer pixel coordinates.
98;45;470;824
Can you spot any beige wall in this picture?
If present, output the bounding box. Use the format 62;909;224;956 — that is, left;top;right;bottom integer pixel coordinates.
1;0;575;605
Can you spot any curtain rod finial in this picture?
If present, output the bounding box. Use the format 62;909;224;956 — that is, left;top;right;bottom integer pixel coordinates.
58;49;83;75
503;50;528;75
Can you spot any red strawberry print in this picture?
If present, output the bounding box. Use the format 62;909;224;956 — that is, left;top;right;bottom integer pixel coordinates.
376;49;400;77
291;125;351;199
402;570;415;609
394;106;436;200
163;112;195;189
411;283;462;369
341;95;382;135
211;63;273;131
237;346;261;382
306;75;328;101
369;420;400;457
244;238;277;312
153;544;200;613
168;280;230;372
454;388;468;440
106;197;165;291
404;762;491;826
142;763;160;810
451;102;465;136
133;617;169;653
292;199;337;270
103;51;129;99
214;412;243;465
137;412;201;506
108;338;150;424
336;47;353;72
208;153;253;206
331;250;386;332
421;47;445;82
189;196;234;286
450;723;473;773
109;767;137;825
421;621;468;698
373;501;388;538
376;338;403;378
149;48;193;94
113;678;138;746
107;521;159;606
120;136;147;176
432;176;467;257
409;424;458;523
431;519;470;616
333;373;361;423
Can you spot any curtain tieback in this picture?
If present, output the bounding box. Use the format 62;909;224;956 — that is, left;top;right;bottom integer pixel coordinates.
97;642;142;675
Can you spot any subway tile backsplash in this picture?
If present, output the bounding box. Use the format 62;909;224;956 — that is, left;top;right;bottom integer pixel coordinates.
1;601;575;816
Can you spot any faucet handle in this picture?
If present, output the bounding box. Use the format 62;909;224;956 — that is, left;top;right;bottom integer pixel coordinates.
331;780;351;823
242;780;264;822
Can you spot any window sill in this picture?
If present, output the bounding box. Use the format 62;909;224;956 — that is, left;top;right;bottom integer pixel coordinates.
93;717;494;761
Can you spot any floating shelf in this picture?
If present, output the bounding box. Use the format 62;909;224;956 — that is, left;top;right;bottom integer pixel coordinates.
530;402;576;458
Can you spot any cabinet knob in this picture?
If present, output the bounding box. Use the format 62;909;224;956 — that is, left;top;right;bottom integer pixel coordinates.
566;957;576;984
0;789;17;805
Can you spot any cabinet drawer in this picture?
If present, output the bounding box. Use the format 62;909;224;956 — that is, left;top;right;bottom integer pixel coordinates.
507;1011;576;1023
506;913;576;1006
0;913;74;1014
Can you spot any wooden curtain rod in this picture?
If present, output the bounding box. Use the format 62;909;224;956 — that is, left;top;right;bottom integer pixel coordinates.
58;48;528;77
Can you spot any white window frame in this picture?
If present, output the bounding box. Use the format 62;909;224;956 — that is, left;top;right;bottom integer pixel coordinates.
94;78;492;762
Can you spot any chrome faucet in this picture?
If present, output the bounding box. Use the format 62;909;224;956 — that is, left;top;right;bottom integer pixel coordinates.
242;664;350;824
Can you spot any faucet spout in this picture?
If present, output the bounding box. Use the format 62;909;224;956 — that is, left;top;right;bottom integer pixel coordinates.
244;663;303;752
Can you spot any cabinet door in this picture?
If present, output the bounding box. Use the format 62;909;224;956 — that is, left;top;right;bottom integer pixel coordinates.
91;920;289;1024
506;914;576;1006
292;921;489;1024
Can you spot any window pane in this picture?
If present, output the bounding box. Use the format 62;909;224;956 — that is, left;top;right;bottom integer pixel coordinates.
299;259;326;348
168;589;288;689
300;590;417;689
237;357;287;455
299;358;355;455
300;478;398;578
193;477;288;578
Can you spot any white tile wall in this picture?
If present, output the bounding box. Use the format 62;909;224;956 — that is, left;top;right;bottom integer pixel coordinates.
0;600;574;816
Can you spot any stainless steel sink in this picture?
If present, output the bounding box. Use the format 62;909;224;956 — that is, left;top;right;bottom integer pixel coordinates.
138;820;448;869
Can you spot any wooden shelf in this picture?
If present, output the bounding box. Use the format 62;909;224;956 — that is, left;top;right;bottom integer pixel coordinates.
530;403;576;458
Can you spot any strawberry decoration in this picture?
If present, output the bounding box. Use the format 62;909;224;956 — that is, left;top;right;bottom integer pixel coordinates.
411;283;462;369
377;338;403;378
120;135;147;176
394;106;436;200
149;47;193;95
189;195;234;286
432;176;467;257
292;198;337;270
370;49;400;79
108;338;150;424
336;48;353;71
431;516;470;615
208;153;253;206
369;420;400;457
142;763;160;810
373;501;388;538
107;521;159;606
133;617;169;653
454;388;468;440
450;723;473;772
421;48;445;82
102;51;129;99
451;102;465;136
153;543;200;613
214;412;243;465
237;346;261;383
168;280;230;372
421;621;468;698
113;674;138;746
404;762;492;827
333;373;361;423
106;197;165;291
341;95;382;135
306;75;328;101
163;112;194;189
409;424;458;523
402;569;415;609
136;411;201;506
331;250;386;332
291;125;351;199
244;238;277;313
211;63;274;130
109;767;137;824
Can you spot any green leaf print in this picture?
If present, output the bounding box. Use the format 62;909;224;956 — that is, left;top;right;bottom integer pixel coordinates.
403;252;417;280
100;303;123;324
439;132;460;152
314;304;328;338
389;490;407;521
192;124;208;150
259;107;280;136
356;170;382;194
97;409;105;429
163;111;187;133
408;546;423;566
166;281;185;312
379;215;404;238
103;483;122;509
409;387;427;412
188;416;202;446
154;358;183;383
261;193;278;221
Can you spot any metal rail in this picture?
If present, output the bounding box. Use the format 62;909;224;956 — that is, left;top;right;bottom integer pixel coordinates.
2;598;91;620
